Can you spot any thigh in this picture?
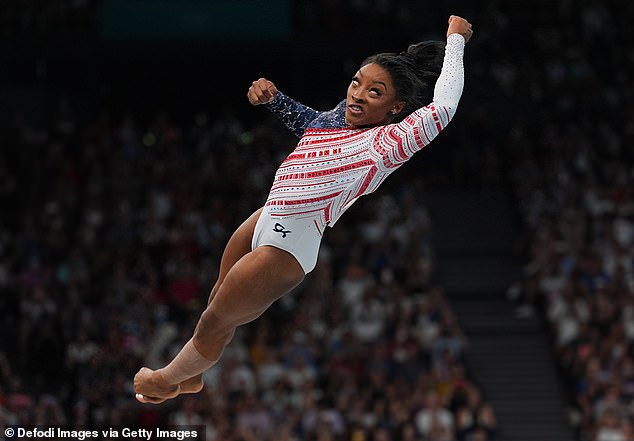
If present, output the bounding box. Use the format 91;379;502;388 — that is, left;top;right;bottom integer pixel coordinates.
206;245;305;328
208;207;263;304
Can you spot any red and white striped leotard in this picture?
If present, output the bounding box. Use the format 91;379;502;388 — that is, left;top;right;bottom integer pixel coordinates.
264;34;465;233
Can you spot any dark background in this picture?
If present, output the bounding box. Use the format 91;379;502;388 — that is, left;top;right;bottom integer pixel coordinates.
2;1;634;440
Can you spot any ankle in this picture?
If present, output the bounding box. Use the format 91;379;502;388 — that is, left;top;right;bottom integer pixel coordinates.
153;370;178;390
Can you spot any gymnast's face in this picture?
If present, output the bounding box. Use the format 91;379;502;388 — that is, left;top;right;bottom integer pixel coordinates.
346;63;405;128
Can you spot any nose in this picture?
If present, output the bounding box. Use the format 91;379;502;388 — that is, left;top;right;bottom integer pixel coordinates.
351;92;365;103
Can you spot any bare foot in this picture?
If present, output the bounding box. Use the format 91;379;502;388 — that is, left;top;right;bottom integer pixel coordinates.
179;375;204;394
134;367;181;404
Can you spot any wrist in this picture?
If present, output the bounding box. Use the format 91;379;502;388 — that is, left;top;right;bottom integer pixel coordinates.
447;33;465;41
265;91;283;108
447;33;466;46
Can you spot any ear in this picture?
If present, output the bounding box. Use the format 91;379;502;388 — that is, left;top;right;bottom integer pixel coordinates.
391;101;406;115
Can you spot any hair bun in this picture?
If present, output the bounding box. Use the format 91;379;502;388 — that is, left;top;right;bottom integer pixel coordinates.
359;40;446;122
406;41;446;79
397;51;418;71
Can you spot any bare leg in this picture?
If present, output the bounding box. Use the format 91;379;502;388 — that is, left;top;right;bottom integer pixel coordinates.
178;208;262;394
193;244;304;360
207;208;263;305
194;246;304;350
135;217;306;403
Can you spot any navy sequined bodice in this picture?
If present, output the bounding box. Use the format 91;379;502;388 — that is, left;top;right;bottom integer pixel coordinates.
265;92;347;137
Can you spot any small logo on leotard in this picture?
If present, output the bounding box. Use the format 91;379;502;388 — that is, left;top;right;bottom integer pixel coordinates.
273;223;291;238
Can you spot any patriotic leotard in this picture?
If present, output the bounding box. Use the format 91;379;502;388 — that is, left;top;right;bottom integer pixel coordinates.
252;34;465;273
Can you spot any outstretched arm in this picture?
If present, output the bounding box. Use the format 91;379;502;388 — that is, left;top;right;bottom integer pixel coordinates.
247;78;321;137
432;16;471;112
380;16;471;165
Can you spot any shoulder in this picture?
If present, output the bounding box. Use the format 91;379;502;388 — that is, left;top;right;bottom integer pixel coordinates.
306;100;347;130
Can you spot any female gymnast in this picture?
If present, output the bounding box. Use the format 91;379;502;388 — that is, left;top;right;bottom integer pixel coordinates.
134;15;473;404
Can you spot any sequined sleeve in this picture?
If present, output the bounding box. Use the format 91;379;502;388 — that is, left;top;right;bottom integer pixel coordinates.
265;91;322;138
377;33;465;166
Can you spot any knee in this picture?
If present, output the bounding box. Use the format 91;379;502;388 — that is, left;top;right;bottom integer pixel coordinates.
207;283;220;305
193;308;235;350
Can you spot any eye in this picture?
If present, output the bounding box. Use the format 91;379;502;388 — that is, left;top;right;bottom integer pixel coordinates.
369;88;382;96
351;77;360;86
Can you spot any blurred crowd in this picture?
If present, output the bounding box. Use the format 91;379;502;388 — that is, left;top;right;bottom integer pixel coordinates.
0;93;498;441
3;0;634;440
502;1;634;441
0;2;507;441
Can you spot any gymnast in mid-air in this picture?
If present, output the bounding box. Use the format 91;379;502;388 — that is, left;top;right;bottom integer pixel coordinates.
134;15;473;403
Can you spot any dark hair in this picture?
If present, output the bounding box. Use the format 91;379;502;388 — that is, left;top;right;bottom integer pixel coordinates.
360;41;445;121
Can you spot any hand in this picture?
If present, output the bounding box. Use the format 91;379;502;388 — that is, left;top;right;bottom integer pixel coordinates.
247;78;278;105
447;15;473;43
133;367;181;404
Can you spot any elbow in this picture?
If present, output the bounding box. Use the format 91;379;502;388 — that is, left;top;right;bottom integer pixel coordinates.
435;103;458;126
446;105;458;121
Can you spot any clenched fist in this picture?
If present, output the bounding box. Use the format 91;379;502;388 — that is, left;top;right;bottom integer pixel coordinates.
247;78;278;105
447;15;473;43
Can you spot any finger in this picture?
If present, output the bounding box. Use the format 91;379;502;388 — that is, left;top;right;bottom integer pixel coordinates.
247;89;258;105
248;84;267;105
248;87;264;105
261;85;273;101
264;81;278;101
267;82;278;98
252;82;269;102
248;78;276;104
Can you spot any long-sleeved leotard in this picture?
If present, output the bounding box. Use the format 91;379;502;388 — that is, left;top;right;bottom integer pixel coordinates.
263;34;465;233
266;92;346;137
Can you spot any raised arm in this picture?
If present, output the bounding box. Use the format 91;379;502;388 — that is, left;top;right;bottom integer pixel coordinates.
433;15;471;112
379;17;471;166
247;78;321;138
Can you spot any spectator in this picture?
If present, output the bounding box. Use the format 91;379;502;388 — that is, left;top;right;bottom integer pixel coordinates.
414;391;454;439
0;3;503;440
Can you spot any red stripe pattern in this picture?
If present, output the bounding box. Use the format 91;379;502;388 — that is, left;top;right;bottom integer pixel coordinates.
265;102;454;227
264;33;465;228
